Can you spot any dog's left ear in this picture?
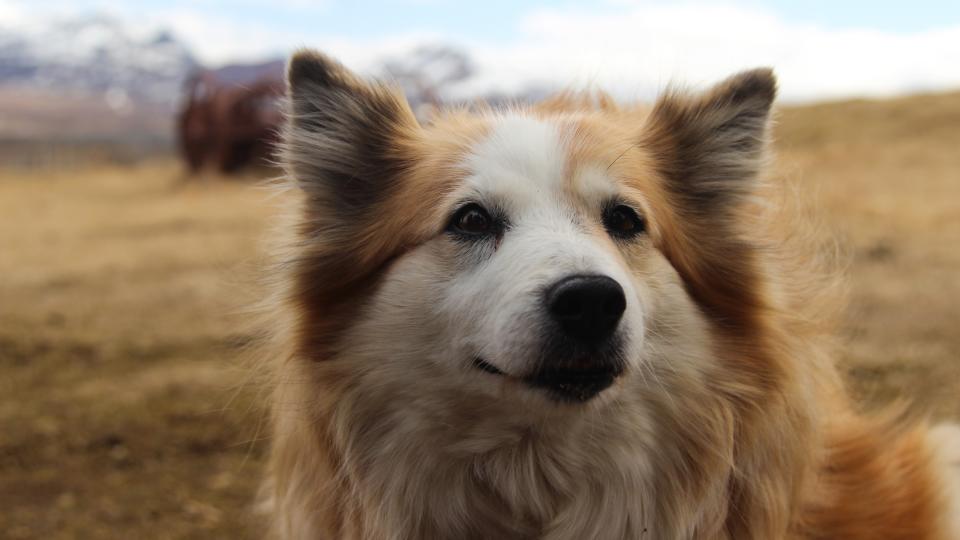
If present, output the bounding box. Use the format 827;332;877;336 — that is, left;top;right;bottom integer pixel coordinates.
642;68;776;213
282;49;420;221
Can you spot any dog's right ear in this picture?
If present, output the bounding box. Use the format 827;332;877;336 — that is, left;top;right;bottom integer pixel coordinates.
282;50;420;222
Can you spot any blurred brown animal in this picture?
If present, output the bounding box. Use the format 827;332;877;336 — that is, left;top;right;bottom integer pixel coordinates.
177;71;284;174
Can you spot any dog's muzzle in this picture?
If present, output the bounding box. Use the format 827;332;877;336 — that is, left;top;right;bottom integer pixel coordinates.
475;273;628;402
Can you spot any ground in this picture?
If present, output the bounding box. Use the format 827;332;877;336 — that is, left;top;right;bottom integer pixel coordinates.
1;92;959;538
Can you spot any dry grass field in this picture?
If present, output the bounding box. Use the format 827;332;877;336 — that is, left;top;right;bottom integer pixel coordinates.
1;92;959;538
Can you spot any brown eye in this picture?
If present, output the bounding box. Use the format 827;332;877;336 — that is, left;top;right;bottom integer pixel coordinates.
603;204;645;239
448;204;495;237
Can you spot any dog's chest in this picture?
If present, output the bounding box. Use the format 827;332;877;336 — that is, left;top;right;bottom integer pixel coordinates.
353;417;657;539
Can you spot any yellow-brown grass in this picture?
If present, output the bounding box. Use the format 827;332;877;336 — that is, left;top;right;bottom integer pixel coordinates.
0;91;958;538
0;164;278;538
777;92;960;418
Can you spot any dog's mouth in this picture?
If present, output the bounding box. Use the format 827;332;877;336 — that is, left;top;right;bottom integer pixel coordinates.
472;357;622;403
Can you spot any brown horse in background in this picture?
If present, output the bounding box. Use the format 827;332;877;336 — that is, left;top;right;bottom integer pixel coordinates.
177;71;283;174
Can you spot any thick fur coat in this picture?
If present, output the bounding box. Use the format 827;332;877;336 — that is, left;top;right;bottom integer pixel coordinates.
259;50;960;539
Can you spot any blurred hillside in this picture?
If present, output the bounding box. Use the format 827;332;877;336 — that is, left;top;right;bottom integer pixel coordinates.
0;15;196;104
0;14;546;154
776;91;960;414
0;15;194;141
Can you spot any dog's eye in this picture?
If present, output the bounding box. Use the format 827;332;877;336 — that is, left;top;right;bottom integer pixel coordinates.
603;204;645;238
448;204;494;237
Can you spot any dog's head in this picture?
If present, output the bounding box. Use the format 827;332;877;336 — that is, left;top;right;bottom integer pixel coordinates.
281;51;775;406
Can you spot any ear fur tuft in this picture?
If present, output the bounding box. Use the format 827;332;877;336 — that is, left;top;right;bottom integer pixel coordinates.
643;68;777;213
280;49;419;223
286;49;369;100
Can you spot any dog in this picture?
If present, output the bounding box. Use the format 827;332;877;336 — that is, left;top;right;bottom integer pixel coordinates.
259;49;960;539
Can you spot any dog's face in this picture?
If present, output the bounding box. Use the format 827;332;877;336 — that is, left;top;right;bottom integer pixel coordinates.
426;115;658;403
282;51;775;408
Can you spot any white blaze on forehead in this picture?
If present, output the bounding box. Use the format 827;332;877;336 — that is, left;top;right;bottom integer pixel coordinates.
464;115;566;203
463;114;619;210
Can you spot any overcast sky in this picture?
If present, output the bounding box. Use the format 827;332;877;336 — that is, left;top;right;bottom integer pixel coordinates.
2;0;959;102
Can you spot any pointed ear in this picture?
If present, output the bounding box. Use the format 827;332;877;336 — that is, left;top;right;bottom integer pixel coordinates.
281;49;420;221
642;68;776;213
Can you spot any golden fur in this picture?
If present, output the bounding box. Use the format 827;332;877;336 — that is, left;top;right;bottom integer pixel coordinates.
258;50;960;539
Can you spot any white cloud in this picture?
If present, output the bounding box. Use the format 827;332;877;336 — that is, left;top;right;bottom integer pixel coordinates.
145;8;303;63
153;10;440;73
3;0;959;102
450;2;960;102
243;1;958;103
0;0;29;26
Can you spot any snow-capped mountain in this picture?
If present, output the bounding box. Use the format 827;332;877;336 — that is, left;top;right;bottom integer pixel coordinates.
0;14;545;142
378;45;551;115
0;14;198;107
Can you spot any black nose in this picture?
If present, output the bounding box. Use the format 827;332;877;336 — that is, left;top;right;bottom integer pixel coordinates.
545;275;626;344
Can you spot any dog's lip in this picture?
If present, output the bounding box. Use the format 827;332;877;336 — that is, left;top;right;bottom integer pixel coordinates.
526;365;622;402
525;365;623;390
472;356;622;402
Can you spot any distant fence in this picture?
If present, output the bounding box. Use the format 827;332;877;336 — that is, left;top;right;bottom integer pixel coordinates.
0;138;173;170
